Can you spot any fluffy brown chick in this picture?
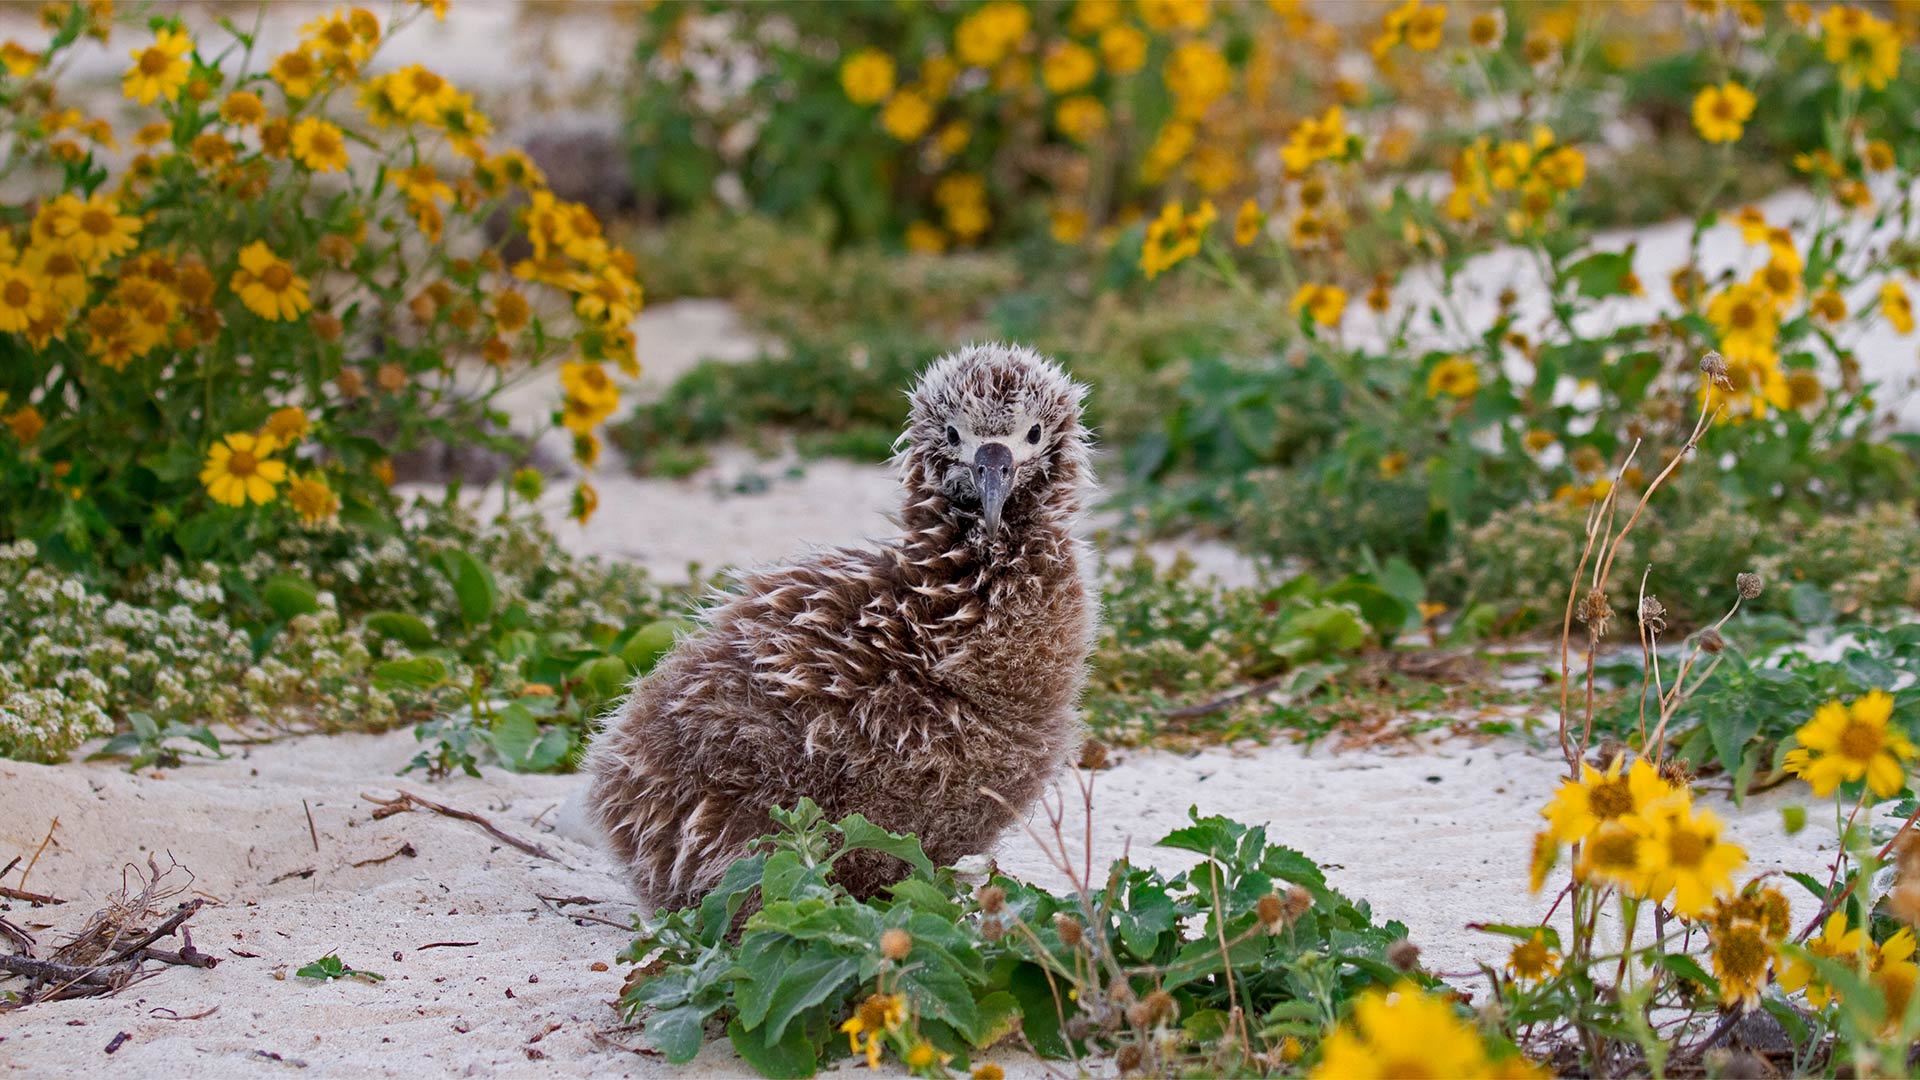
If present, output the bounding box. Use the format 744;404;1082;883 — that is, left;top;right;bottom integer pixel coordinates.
584;343;1095;910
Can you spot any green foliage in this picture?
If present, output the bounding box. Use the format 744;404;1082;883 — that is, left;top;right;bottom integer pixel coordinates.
0;499;703;769
1085;553;1423;745
618;801;1418;1077
295;954;384;983
1602;623;1920;790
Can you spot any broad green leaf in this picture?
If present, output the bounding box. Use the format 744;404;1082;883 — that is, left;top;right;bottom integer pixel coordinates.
373;655;449;689
623;618;691;673
364;611;435;648
832;815;936;880
440;549;499;627
726;1015;817;1079
646;1002;717;1064
262;574;320;619
735;937;857;1042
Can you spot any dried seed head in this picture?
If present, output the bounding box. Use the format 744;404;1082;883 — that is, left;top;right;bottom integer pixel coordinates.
1078;739;1111;770
1576;588;1613;638
1697;627;1726;654
1256;893;1285;930
1658;758;1696;789
1053;913;1085;948
1143;989;1177;1023
1386;939;1422;972
1638;595;1667;635
1115;1043;1144;1073
980;917;1005;942
1700;350;1732;388
1736;572;1763;600
1065;1016;1090;1041
879;928;913;961
1895;831;1920;876
977;885;1006;915
1107;981;1135;1005
1283;885;1314;923
1125;1002;1153;1028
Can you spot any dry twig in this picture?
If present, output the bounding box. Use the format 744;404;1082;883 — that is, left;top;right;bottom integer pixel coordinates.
360;791;559;862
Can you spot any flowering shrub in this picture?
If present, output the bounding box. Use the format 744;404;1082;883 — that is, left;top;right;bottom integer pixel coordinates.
0;1;642;571
627;0;1333;247
1124;1;1920;601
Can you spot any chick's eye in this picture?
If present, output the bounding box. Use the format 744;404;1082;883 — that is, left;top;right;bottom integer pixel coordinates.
1026;424;1042;445
945;425;960;446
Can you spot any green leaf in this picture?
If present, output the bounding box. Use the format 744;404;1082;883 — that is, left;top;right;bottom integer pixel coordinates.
1006;962;1074;1059
262;574;320;619
969;991;1021;1050
734;935;858;1042
622;618;689;674
726;1016;818;1079
373;656;449;690
1563;250;1635;299
440;549;499;627
646;1002;717;1064
573;655;632;704
1652;952;1718;994
832;815;936;880
364;611;435;648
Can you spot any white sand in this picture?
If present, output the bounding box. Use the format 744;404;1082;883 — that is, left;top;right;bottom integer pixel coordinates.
0;726;1849;1078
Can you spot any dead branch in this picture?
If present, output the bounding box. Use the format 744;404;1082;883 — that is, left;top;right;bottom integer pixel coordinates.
103;899;205;965
361;791;559;862
350;842;417;868
0;884;66;905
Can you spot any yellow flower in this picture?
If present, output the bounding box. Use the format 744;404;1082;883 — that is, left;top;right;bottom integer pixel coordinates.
43;192;139;271
123;27;191;106
3;40;41;78
1884;280;1915;334
1098;24;1147;75
1139;201;1215;280
1507;930;1558;983
1232;199;1263;247
1280;106;1350;175
1041;40;1097;94
1783;691;1913;798
560;360;620;434
1291;283;1347;328
1544;757;1674;842
1779;910;1864;1009
1048;208;1087;245
1053;95;1107;143
1631;798;1747;918
1401;1;1449;50
230;241;312;321
1705;889;1788;1011
200;432;288;507
1163;42;1230;119
905;221;948;253
839;48;895;105
1069;0;1120;34
839;993;907;1071
22;245;87;310
1310;983;1490;1079
290;117;350;172
880;89;934;141
954;3;1029;68
1820;5;1900;91
270;49;324;99
263;406;311;446
1872;928;1920;1034
1528;830;1557;893
1706;282;1779;366
1139;0;1211;31
5;405;46;444
286;474;339;525
215;90;265;128
0;264;48;334
1425;356;1479;400
1865;139;1896;172
1692;81;1755;143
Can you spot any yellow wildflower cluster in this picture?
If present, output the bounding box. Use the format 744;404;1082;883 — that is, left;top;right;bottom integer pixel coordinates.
1783;691;1915;798
1139;200;1215;280
1538;756;1747;917
1780;913;1919;1030
2;4;635;537
1445;126;1587;235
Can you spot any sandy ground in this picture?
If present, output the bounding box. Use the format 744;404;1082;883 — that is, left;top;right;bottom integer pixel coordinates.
0;726;1851;1078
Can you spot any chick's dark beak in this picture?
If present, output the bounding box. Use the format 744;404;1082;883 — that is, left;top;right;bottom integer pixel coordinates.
972;442;1013;536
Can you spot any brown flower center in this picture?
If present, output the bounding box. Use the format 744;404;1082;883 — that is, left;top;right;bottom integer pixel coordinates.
1730;301;1757;329
3;280;29;307
227;450;258;477
1839;720;1884;762
1381;1060;1436;1080
1588;777;1635;818
138;48;169;76
1666;827;1708;869
80;208;115;236
260;264;292;291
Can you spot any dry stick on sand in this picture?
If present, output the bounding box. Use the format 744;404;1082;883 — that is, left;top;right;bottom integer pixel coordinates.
361;791;559;862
